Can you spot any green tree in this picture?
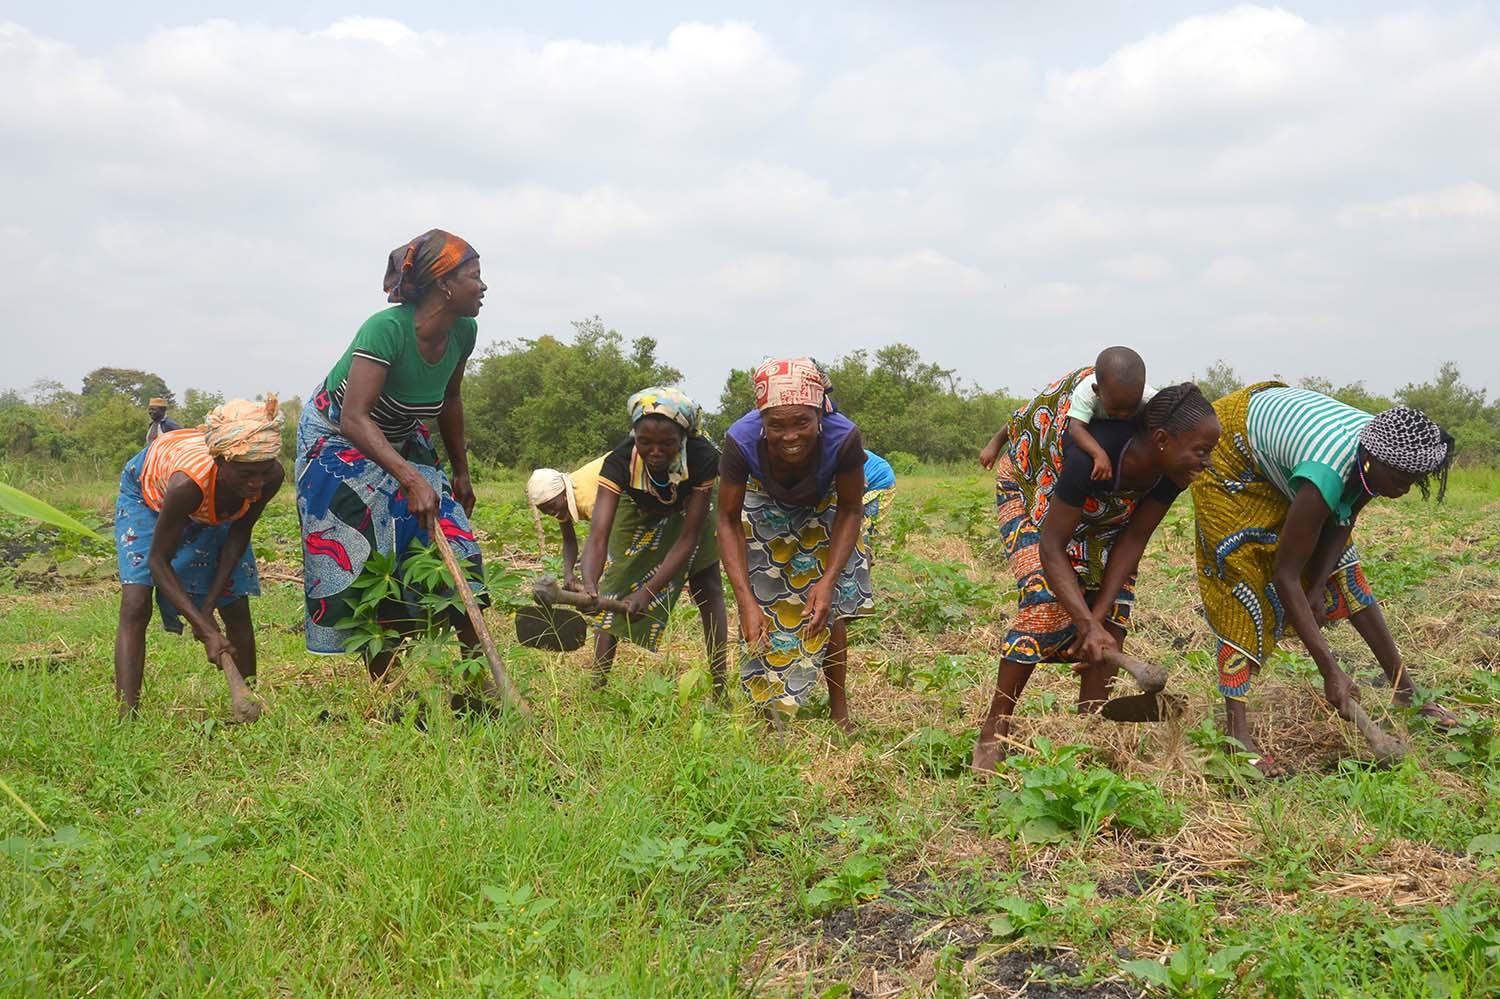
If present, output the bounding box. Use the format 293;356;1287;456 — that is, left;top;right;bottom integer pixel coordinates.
1396;362;1499;464
463;316;683;468
80;367;174;408
1193;360;1243;402
178;388;226;427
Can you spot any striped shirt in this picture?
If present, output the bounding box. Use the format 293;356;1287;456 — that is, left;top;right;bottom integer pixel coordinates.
1246;387;1373;524
319;305;477;443
139;429;250;525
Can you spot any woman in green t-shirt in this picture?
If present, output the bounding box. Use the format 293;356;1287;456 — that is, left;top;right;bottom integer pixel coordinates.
294;229;491;685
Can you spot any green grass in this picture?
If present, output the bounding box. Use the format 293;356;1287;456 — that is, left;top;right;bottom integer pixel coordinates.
2;468;1499;996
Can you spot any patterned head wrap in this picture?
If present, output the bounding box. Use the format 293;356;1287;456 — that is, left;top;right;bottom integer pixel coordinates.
203;396;284;462
627;386;703;435
1360;407;1453;475
753;356;834;412
526;468;579;522
383;229;478;304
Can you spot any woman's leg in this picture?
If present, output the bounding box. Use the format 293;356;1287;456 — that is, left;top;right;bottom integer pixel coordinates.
592;631;619;688
687;564;729;695
825;619;852;732
114;584;153;716
973;659;1035;771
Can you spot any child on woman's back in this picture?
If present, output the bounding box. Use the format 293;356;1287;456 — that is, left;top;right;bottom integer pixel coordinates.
977;346;1156;479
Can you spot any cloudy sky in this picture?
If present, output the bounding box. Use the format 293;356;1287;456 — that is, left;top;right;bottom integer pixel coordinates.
3;1;1497;405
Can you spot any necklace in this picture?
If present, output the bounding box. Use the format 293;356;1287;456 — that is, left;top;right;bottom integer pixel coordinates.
1356;461;1377;497
648;467;673;490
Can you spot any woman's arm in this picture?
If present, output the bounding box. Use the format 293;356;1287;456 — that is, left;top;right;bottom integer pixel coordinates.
149;476;235;663
1301;517;1355;626
560;520;581;587
196;465;286;616
580;487;620;599
1274;482;1353;710
1087;495;1171;630
1037;498;1106;656
624;487;712;613
341;357;441;532
803;466;864;635
979;426;1010;469
436;359;474;516
715;479;763;645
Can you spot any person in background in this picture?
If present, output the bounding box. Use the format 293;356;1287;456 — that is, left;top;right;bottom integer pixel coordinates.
114;398;284;720
862;449;897;561
145;397;181;446
527;456;606;589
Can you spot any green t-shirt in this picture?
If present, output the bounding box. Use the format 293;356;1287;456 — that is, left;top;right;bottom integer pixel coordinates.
322;305;478;442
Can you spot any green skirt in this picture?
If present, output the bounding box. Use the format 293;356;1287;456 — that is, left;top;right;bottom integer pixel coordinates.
591;494;720;651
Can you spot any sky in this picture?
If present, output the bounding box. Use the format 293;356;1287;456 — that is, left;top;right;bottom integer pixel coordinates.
3;1;1497;406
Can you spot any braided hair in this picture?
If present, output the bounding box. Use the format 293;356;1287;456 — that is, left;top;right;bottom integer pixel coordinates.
1360;407;1456;501
1139;382;1215;435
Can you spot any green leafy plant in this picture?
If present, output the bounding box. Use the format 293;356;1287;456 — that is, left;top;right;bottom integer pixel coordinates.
805;852;887;915
977;739;1180;843
1121;942;1252;997
0;482;104;540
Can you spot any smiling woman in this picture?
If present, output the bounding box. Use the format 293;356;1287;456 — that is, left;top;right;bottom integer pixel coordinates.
715;357;872;731
293;230;491;686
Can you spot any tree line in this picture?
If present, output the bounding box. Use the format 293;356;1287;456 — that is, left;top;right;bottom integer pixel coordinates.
3;322;1497;472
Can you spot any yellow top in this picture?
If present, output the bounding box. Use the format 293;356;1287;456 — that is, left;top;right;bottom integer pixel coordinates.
569;455;607;522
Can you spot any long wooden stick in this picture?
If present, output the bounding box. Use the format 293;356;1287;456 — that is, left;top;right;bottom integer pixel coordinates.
533;575;633;615
1099;648;1168;694
1343;699;1407;764
433;530;529;714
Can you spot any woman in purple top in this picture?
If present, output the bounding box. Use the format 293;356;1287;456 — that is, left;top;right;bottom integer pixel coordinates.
716;357;870;730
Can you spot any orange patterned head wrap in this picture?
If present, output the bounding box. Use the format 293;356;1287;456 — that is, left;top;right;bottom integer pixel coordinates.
203;396;284;462
383;229;478;304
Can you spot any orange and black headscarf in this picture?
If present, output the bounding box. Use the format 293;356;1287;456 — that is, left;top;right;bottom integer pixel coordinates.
382;229;479;303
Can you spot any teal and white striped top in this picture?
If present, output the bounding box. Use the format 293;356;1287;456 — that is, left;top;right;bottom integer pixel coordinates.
1246;387;1373;524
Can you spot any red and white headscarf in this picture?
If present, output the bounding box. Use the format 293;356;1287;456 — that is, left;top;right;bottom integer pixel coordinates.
753;357;834;412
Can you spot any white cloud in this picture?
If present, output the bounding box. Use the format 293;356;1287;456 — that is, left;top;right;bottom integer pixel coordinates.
1;5;1498;407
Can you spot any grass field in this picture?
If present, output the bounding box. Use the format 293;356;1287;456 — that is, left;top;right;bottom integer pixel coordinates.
3;464;1499;998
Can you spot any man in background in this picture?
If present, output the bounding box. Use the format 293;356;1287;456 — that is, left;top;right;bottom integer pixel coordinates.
145;397;181;445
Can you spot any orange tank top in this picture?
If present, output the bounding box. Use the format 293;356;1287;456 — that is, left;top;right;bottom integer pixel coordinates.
139;430;251;525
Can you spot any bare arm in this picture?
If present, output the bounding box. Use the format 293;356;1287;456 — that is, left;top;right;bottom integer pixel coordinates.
803;466;865;635
149;476;233;659
715;478;764;645
1066;420;1113;479
640;488;711;601
1089;495;1171;627
580;487;620;599
979;426;1010;469
341;357;441;531
560;520;580;586
196;465;285;615
1037;499;1095;636
436;359;474;516
1274;482;1353;709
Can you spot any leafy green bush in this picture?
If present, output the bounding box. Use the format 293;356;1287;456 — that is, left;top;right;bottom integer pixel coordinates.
977;740;1180;843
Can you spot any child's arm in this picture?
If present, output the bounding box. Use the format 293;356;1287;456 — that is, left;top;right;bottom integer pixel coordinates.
979;426;1010;469
1068;419;1113;480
